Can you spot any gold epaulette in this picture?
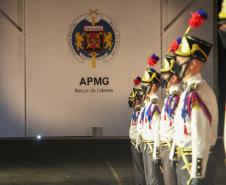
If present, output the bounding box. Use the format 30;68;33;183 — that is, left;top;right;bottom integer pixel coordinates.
146;96;150;102
172;90;179;96
151;98;158;104
188;83;198;93
166;90;170;96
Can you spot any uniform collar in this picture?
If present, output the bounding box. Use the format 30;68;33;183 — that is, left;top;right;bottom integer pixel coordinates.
147;92;159;101
182;73;202;89
168;84;180;95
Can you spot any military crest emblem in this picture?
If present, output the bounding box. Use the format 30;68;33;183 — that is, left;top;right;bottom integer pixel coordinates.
68;10;119;68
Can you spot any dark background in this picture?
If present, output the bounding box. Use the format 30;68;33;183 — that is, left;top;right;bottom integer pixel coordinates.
0;139;225;185
218;0;226;136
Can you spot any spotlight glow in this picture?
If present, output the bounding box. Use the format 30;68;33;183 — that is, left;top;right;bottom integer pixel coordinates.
37;135;42;140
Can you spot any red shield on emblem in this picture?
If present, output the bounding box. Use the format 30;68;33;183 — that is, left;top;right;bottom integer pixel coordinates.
84;26;104;51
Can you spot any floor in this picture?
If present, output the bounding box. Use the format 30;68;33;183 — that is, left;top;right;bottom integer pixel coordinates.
0;139;134;185
0;138;225;185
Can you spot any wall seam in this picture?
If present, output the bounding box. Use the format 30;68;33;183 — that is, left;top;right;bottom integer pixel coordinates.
23;0;27;137
160;0;163;98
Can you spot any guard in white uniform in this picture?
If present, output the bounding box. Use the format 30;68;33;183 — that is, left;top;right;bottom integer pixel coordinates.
159;54;181;185
128;77;146;185
137;55;164;185
136;97;149;184
169;33;218;185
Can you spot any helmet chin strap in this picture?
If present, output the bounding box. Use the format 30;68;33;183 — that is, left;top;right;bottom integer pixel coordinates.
146;83;153;96
164;73;173;88
175;57;193;81
142;83;153;96
178;63;188;80
161;79;168;88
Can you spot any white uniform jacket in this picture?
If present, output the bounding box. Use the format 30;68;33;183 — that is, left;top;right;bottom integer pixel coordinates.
170;73;218;178
142;93;162;159
136;105;146;148
129;110;140;142
159;84;180;143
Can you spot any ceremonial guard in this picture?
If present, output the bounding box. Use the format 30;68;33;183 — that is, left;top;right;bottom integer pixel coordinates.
136;84;149;184
159;44;182;185
128;76;146;185
169;9;219;185
137;54;164;185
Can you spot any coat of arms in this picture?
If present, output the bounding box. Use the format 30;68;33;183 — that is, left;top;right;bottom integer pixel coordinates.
68;10;119;68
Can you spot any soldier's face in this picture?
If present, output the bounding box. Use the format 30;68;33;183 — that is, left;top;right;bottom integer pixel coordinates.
161;73;170;80
184;59;204;78
160;73;170;88
167;75;180;88
174;56;193;80
128;99;135;108
176;56;190;65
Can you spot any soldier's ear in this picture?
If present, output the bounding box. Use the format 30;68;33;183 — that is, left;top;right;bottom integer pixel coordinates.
189;59;198;70
189;58;204;72
171;75;178;82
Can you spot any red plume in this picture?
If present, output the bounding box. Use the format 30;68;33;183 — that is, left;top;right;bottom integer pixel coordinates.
169;37;182;53
133;76;141;86
147;54;159;67
188;9;208;28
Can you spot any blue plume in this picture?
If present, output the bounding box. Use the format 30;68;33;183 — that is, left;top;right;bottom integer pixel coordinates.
151;53;160;61
176;37;182;44
198;9;208;19
150;68;156;73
